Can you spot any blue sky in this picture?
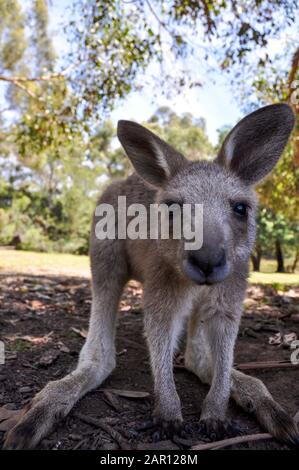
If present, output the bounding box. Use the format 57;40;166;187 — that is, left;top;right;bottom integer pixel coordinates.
48;0;242;145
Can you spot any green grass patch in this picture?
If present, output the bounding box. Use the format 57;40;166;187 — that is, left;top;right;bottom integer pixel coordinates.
249;272;299;285
249;258;299;285
0;249;89;277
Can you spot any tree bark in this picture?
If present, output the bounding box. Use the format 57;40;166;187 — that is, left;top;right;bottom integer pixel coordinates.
291;250;299;273
251;247;262;272
287;47;299;165
275;239;285;273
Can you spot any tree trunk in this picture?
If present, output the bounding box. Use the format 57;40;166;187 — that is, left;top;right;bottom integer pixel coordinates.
275;239;285;273
251;247;262;272
291;250;299;273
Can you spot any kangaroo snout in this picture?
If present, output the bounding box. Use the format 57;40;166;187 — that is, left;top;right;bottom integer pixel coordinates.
184;247;230;285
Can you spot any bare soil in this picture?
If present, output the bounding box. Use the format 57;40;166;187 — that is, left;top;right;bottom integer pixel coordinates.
0;274;298;450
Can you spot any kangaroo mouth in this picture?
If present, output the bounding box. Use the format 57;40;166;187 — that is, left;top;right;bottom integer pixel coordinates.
182;258;231;285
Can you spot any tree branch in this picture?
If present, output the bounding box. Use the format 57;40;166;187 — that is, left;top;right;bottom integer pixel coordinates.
192;432;272;450
145;0;173;36
287;47;299;166
0;77;40;100
0;64;75;102
288;47;299;95
0;64;74;84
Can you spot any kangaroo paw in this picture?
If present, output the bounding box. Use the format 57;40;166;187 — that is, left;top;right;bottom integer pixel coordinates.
136;416;186;442
198;417;243;441
3;382;72;450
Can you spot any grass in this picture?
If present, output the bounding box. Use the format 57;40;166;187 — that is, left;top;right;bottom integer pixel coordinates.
0;249;89;277
249;271;299;285
0;249;298;285
249;258;299;285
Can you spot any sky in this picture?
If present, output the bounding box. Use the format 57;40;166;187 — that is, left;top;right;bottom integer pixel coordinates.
48;0;242;145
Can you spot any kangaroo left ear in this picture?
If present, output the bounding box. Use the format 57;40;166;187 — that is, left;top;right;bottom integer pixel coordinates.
117;120;188;188
217;104;295;185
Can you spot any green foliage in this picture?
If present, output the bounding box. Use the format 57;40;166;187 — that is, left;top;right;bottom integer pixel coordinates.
31;0;56;71
69;0;161;120
256;207;298;256
0;0;27;72
258;142;299;223
148;107;213;160
67;0;297;119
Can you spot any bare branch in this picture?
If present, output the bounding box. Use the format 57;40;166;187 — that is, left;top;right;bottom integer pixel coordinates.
0;63;74;84
0;63;76;102
0;77;40;100
288;47;299;94
145;0;173;36
236;360;299;371
192;432;272;450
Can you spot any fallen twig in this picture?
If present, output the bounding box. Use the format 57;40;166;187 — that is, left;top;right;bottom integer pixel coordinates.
192;411;299;450
73;412;131;450
235;360;299;371
191;433;272;450
102;391;122;412
121;337;147;351
175;360;299;372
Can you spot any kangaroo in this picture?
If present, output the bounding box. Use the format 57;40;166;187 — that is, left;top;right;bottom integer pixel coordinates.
4;103;298;449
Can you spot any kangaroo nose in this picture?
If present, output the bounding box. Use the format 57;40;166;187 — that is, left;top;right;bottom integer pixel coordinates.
189;249;226;276
184;248;229;284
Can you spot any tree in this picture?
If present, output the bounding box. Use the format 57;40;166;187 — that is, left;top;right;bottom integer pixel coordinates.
1;1;297;128
147;107;213;160
0;1;101;253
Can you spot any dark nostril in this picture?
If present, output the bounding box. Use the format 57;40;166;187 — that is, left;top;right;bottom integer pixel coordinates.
215;250;226;268
188;253;212;276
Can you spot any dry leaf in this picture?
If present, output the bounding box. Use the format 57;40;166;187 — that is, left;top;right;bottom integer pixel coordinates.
99;388;149;399
269;332;282;345
120;305;131;312
283;332;297;347
57;341;70;353
28;300;45;310
70;327;88;338
268;332;297;347
4;332;53;345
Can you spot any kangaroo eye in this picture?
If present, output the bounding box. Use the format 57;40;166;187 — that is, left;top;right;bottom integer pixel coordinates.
233;202;248;217
161;200;182;222
163;200;182;208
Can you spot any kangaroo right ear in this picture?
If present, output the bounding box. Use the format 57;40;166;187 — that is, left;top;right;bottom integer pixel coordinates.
217;104;295;185
117;120;188;187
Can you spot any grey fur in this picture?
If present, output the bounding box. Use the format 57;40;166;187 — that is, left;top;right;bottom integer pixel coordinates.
4;103;298;449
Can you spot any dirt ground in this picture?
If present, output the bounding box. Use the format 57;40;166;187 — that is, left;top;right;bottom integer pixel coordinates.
0;274;298;450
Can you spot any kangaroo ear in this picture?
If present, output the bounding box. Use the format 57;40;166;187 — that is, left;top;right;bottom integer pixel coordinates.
217;104;295;185
117;120;188;187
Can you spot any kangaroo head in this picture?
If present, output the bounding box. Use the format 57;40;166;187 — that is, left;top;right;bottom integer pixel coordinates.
117;104;295;285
